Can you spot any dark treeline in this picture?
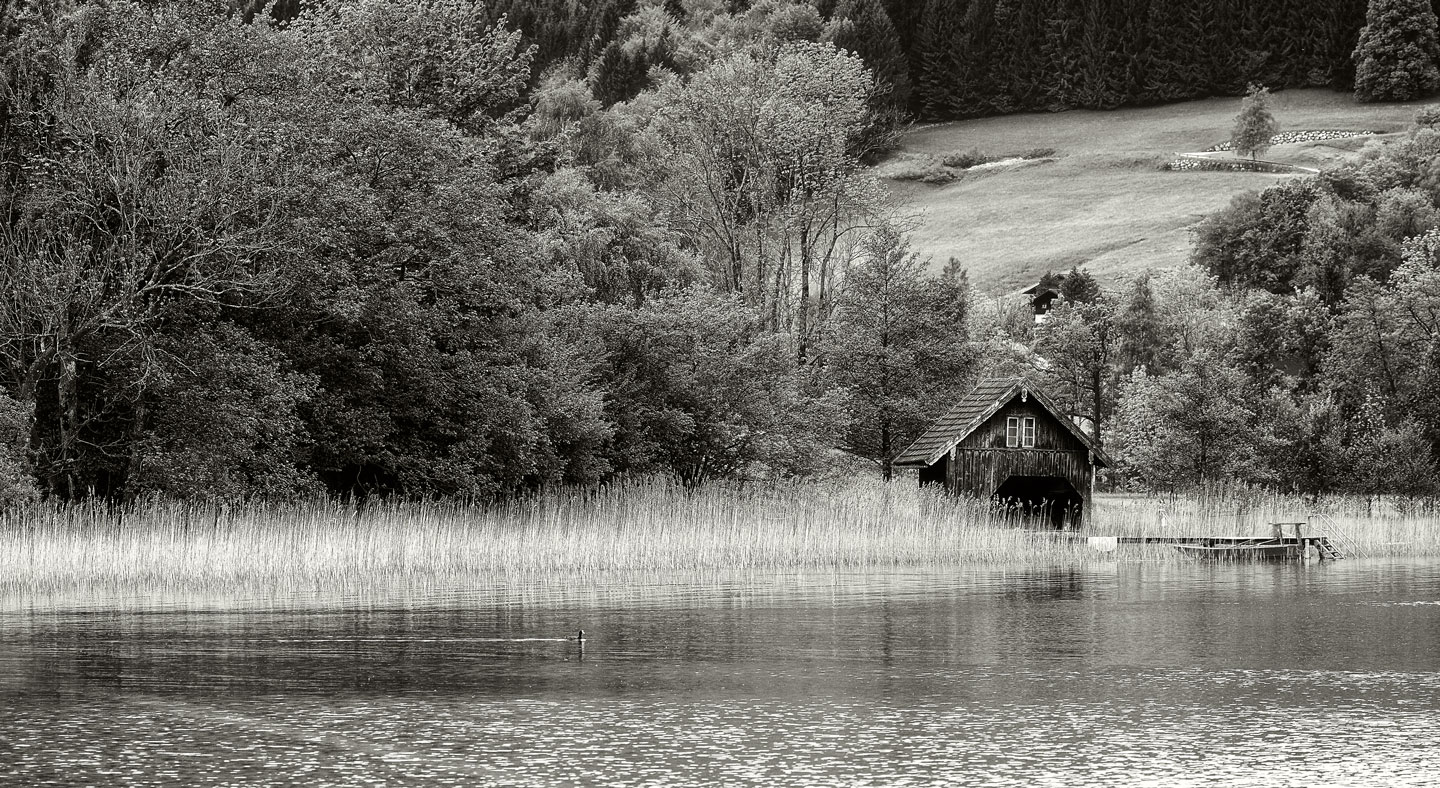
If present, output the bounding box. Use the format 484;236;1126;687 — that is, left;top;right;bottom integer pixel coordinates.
237;0;1407;120
486;0;1390;118
910;0;1371;117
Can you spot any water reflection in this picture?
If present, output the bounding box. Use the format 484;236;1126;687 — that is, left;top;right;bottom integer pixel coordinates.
2;559;1438;786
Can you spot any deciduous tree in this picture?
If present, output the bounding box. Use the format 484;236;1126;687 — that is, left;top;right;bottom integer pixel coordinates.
1109;352;1261;490
654;41;883;362
1230;83;1280;160
1035;268;1113;448
0;3;297;496
1341;393;1439;505
1191;179;1319;292
568;287;834;484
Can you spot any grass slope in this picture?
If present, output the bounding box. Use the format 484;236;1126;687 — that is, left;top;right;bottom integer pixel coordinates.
886;89;1429;293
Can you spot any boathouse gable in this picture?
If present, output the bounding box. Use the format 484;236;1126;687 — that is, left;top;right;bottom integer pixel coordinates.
955;398;1087;453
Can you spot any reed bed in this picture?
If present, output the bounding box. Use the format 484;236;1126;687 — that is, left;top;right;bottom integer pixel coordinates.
0;480;1083;593
2;479;1436;595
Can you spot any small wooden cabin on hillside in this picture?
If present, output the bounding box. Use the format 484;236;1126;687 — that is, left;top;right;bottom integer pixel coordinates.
893;378;1110;528
1019;281;1061;322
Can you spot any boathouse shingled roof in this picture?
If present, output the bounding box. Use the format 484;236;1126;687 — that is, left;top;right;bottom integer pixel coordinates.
892;377;1111;468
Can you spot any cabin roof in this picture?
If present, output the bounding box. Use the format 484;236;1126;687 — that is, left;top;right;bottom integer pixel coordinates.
1017;272;1066;298
892;377;1112;468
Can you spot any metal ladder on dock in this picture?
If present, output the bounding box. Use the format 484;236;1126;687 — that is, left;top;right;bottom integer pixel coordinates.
1309;513;1361;559
1314;538;1345;560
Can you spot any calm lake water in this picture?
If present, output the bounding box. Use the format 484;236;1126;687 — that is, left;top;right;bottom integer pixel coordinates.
2;559;1439;787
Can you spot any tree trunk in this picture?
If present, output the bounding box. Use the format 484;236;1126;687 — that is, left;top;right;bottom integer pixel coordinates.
1369;298;1399;400
1090;363;1104;448
880;418;893;481
730;234;744;294
55;334;78;499
797;224;811;364
125;399;148;500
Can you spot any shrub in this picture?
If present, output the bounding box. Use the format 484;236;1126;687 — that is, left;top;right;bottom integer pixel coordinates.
889;155;959;183
942;148;991;169
0;393;38;509
1414;105;1440;129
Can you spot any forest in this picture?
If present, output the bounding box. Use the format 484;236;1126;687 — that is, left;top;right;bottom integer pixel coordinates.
264;0;1431;119
0;0;973;503
233;0;1440;120
0;0;1437;506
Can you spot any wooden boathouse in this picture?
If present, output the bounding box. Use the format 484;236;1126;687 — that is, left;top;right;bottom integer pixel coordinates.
893;378;1111;527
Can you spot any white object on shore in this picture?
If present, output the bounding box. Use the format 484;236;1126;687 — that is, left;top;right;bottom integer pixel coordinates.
1088;536;1119;553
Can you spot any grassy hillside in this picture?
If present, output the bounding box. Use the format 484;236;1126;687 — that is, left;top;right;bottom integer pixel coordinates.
885;89;1430;294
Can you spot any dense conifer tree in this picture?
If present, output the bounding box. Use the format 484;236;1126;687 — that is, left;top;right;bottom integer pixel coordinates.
880;0;926;91
1136;1;1207;102
589;40;646;105
447;0;1391;120
987;0;1043;112
486;0;588;70
1326;0;1372;87
1073;0;1131;108
1353;0;1440;101
951;0;1000;115
828;0;911;106
1199;0;1251;95
914;0;967;118
1038;0;1083;110
821;227;972;479
578;0;636;66
1113;274;1169;376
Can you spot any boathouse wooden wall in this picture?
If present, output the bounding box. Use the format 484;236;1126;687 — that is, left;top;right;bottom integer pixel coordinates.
943;448;1094;500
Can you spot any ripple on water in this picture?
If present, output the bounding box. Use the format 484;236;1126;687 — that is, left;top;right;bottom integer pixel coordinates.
1;559;1438;786
7;678;1440;788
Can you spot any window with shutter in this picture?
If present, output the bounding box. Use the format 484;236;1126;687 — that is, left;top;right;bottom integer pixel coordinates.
1022;417;1036;448
1006;417;1019;447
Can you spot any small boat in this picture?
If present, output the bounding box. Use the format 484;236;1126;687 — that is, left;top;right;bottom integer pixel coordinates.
1172;542;1302;560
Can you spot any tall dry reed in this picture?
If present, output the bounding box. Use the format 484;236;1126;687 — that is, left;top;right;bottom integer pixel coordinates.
0;480;1089;592
1;480;1435;594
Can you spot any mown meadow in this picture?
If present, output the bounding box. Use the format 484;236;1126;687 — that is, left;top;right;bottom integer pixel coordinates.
3;479;1435;596
888;89;1429;291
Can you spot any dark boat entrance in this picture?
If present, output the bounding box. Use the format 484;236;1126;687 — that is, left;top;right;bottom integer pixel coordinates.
992;475;1083;529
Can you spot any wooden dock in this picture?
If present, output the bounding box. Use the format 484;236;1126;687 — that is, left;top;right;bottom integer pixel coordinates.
1063;520;1353;560
1062;534;1345;559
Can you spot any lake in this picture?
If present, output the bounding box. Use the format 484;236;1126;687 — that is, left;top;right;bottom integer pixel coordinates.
2;558;1439;786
